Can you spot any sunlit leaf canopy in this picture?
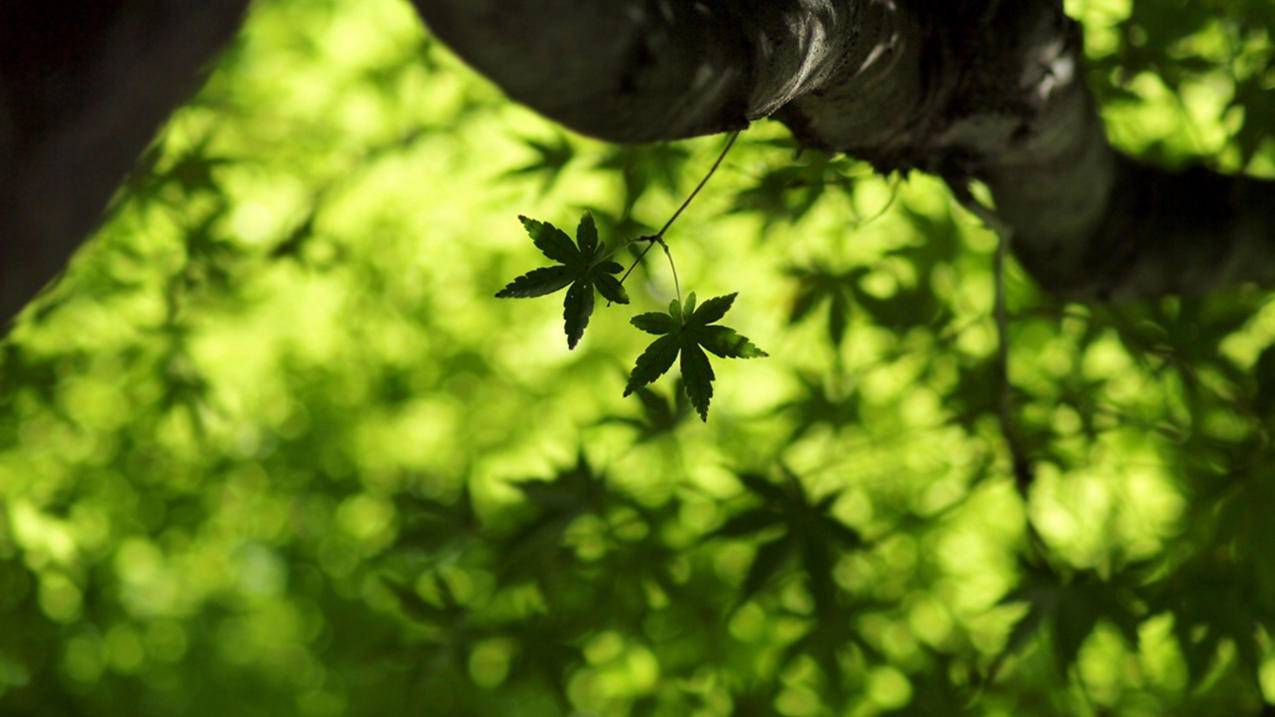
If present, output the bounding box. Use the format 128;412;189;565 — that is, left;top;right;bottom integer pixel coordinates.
1;0;1273;714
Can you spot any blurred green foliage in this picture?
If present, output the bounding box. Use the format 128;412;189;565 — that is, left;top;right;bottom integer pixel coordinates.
0;0;1272;714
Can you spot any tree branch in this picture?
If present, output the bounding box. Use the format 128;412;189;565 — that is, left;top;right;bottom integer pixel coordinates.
410;0;751;141
417;0;1271;299
1023;158;1275;298
1;0;1268;328
410;1;920;144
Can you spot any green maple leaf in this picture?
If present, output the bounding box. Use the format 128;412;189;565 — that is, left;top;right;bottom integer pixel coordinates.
784;262;866;347
496;213;629;349
624;292;767;421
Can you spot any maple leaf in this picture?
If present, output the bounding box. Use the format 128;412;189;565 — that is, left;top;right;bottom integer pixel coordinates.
496;213;629;348
784;262;866;347
502;133;574;195
988;561;1145;682
596;378;692;442
624;292;767;421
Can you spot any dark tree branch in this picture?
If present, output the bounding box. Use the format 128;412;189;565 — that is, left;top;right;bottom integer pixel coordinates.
417;0;1273;301
0;0;1269;328
1029;158;1275;298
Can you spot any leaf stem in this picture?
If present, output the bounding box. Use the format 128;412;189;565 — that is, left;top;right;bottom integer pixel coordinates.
659;239;680;301
614;130;741;288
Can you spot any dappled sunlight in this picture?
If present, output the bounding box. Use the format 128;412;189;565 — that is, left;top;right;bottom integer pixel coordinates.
0;0;1272;714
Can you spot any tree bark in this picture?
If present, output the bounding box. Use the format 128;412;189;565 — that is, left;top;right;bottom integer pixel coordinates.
0;0;1271;327
414;0;1274;299
0;0;252;325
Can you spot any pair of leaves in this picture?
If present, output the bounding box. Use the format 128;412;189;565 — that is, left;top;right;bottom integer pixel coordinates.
625;292;767;421
499;213;769;421
496;214;629;348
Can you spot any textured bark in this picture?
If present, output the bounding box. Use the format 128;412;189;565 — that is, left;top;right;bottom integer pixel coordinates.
0;0;252;324
0;0;1271;327
415;0;1274;300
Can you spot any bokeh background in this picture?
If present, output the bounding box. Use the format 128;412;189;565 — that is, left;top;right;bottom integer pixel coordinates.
1;0;1273;714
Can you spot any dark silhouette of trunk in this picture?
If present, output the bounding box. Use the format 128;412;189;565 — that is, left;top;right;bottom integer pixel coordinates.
0;0;252;322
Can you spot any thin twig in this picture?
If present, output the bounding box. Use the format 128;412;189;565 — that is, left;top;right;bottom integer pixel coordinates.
993;225;1034;496
616;236;661;286
656;130;739;239
615;130;741;287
